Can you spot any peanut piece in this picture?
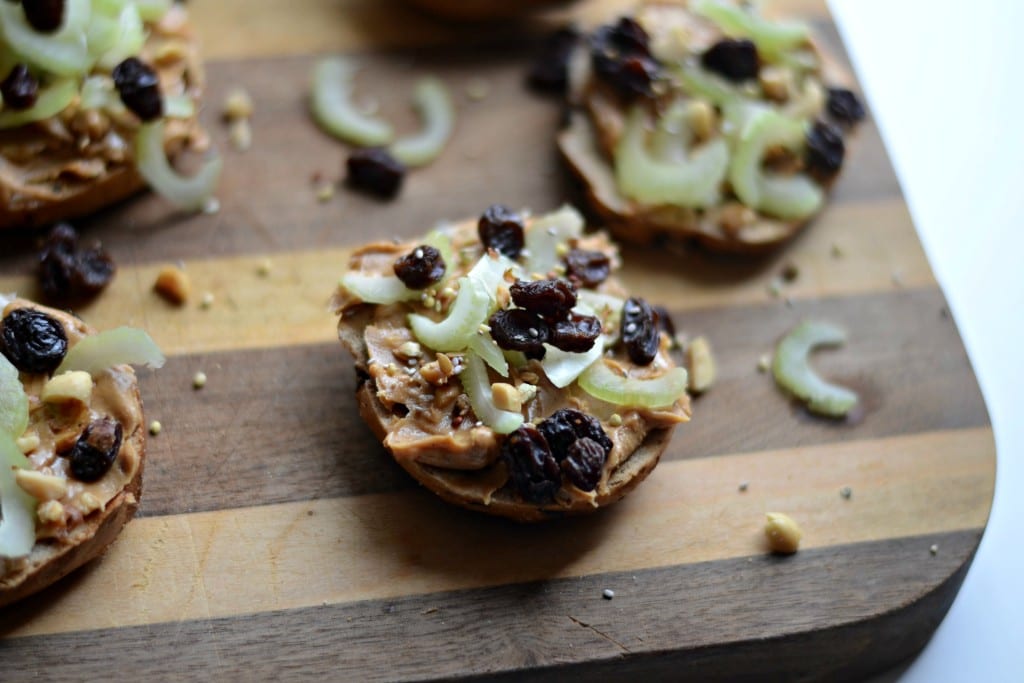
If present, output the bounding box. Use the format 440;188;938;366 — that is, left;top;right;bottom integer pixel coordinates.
228;118;252;152
16;432;41;454
686;336;716;393
78;492;104;515
491;383;522;413
41;370;94;406
686;99;716;140
223;87;253;120
37;500;66;525
759;65;793;101
765;512;803;554
395;341;422;360
154;265;191;305
419;362;446;386
16;470;68;501
436;353;455;377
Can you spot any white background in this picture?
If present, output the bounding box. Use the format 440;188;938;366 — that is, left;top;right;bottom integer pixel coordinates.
829;0;1024;680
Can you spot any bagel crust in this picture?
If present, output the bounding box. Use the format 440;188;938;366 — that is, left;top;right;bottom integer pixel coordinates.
0;298;146;607
335;211;691;521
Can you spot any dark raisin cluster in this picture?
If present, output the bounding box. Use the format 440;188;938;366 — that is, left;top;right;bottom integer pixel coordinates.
621;297;660;366
21;0;64;33
804;120;845;180
527;25;581;94
0;63;38;110
393;245;445;289
489;278;601;359
38;223;116;305
0;308;68;375
478;204;525;259
590;17;661;99
502;408;613;502
346;148;406;199
563;249;611;288
825;87;866;126
112;57;163;121
65;418;123;483
701;38;760;82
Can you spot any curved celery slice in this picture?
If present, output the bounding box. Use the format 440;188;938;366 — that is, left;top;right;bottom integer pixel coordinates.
96;2;145;70
541;337;604;389
460;353;523;435
466;252;520;308
676;64;745;107
692;0;809;59
163;94;196;119
0;0;92;77
0;79;77;129
579;361;688;409
135;120;223;210
0;355;29;439
409;276;490;352
523;204;584;277
390;77;454;167
468;333;508;377
57;327;165;376
0;431;37;559
310;57;393;146
615;106;729;208
86;4;122;58
729;108;823;220
772;320;857;417
340;273;418;305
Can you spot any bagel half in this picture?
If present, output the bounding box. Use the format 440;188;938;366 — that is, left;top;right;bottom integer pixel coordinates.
0;297;147;606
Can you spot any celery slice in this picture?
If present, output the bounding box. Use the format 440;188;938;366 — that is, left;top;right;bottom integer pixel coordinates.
310;57;393;146
541;337;604;389
390;77;454;167
460;353;522;434
57;327;165;376
523;205;584;277
340;273;417;305
0;355;29;439
692;0;809;59
409;276;490;352
468;333;508;377
135;120;223;210
0;0;92;77
135;0;172;22
579;360;688;409
0;431;37;559
0;79;77;129
96;2;145;70
772;320;858;417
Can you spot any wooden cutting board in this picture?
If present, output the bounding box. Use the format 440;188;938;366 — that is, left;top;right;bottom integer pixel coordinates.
0;1;994;680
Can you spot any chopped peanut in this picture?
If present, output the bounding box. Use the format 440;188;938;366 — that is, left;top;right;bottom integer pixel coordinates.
686;99;716;140
41;371;94;406
436;353;455;376
719;202;757;234
154;265;191;305
222;87;253;120
517;383;538;404
420;362;446;386
228;118;252;151
395;341;422;360
37;500;66;526
765;512;803;554
491;383;522;412
686;336;716;393
759;65;793;101
15;470;68;501
15;432;40;454
78;492;104;515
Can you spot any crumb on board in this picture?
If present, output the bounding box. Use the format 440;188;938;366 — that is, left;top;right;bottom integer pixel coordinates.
840;486;852;500
930;544;938;555
757;354;771;373
315;183;336;202
222;87;253;120
738;482;749;492
830;243;843;259
686;336;716;393
765;512;802;554
192;371;207;390
200;292;215;309
781;262;799;282
149;420;162;436
464;77;491;101
256;259;272;277
153;265;191;305
602;589;615;600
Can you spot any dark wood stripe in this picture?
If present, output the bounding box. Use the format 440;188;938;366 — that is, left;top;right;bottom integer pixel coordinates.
129;287;987;517
0;529;981;682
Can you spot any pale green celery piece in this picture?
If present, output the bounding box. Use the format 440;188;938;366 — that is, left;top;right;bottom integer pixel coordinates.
576;291;624;348
676;64;744;107
422;229;456;286
135;120;223;210
0;0;92;77
541;337;604;389
390;77;455;167
135;0;172;22
579;361;689;409
729;108;822;219
96;2;145;70
469;333;508;377
341;273;418;305
409;276;491;353
163;94;196;119
466;252;521;309
0;432;37;559
523;205;584;276
691;0;809;59
86;5;122;57
56;327;166;377
459;353;523;435
772;320;858;417
80;75;120;111
310;57;393;146
614;106;729;208
0;79;77;129
0;355;29;438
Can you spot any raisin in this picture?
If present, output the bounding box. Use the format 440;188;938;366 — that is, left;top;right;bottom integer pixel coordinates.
393;244;445;290
561;437;607;492
0;63;38;110
502;425;560;503
66;419;123;483
826;87;865;126
38;223;116;305
564;249;611;288
590;17;660;99
527;25;581;94
112;57;163;121
477;204;525;258
346;148;405;199
21;0;64;33
0;307;67;375
537;408;612;462
510;279;576;322
549;313;601;353
652;305;676;339
488;309;549;356
701;38;760;82
804;120;845;180
621;297;659;366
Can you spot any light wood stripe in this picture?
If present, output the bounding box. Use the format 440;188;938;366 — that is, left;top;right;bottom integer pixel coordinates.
0;198;931;357
192;0;832;61
1;427;992;640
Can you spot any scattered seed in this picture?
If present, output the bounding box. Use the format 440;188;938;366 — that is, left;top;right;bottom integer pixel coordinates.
200;292;215;309
840;486;852;500
464;77;490;101
930;544;938;555
222;87;253;120
315;183;335;202
256;259;272;277
608;413;623;427
192;371;207;389
602;589;615;600
202;197;221;214
830;243;844;259
757;354;771;372
149;420;162;436
765;512;802;554
738;482;749;492
781;262;799;282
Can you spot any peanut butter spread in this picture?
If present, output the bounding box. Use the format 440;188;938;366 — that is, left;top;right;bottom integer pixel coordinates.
0;4;207;217
336;210;690;505
2;299;143;543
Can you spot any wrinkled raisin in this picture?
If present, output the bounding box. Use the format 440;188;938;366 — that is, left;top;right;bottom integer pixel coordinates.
621;297;659;365
502;425;560;503
38;223;116;305
488;309;548;356
549;313;601;353
590;18;660;98
561;437;607;492
478;204;525;258
804;120;845;180
510;278;576;322
826;87;865;126
0;63;38;110
21;0;64;33
66;419;123;483
564;249;611;288
527;25;581;94
112;57;163;121
1;308;67;374
393;245;445;289
538;408;613;462
701;38;760;82
346;148;406;199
